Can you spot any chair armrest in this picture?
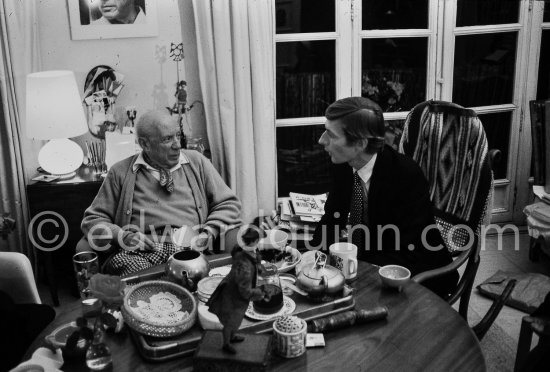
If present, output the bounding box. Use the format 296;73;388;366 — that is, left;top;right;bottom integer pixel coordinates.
488;149;502;173
412;249;470;284
472;279;516;340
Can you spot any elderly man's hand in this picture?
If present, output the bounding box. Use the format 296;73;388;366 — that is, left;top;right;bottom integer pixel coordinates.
122;232;156;252
192;231;213;252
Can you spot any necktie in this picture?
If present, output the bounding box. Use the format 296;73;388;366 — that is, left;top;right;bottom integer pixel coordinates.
349;172;365;249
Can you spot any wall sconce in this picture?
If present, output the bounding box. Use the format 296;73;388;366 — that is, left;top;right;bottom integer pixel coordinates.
26;70;88;178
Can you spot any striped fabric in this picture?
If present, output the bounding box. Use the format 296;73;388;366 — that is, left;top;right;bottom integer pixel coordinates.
399;101;493;251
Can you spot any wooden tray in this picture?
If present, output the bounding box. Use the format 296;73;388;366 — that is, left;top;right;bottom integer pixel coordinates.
122;255;355;362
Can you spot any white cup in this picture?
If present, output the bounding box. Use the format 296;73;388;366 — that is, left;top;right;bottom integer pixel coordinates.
329;242;358;280
257;229;288;251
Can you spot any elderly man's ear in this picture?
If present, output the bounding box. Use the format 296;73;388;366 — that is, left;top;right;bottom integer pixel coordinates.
137;137;150;151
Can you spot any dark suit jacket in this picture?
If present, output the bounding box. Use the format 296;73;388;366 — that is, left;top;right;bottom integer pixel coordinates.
311;145;458;297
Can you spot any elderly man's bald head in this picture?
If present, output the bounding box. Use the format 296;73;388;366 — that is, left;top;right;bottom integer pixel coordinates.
136;110;183;168
135;110;176;139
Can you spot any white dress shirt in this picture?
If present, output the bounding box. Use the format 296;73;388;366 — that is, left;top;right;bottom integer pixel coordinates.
353;153;378;196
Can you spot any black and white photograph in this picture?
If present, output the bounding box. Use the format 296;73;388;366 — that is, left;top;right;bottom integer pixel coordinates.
80;0;147;26
68;0;158;40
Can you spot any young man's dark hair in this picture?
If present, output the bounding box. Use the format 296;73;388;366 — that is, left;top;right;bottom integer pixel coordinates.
325;97;385;153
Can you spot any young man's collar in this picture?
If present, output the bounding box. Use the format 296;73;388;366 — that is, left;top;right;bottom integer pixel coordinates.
353;153;378;184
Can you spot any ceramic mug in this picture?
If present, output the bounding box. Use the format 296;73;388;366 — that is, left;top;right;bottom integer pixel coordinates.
329;242;358;280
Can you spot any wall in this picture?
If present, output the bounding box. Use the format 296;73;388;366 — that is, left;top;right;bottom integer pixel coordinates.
28;0;205;179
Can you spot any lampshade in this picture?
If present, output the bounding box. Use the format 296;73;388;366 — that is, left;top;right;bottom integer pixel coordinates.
26;70;87;140
26;71;88;176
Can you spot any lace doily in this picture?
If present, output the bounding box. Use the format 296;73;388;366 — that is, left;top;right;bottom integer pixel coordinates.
131;291;189;326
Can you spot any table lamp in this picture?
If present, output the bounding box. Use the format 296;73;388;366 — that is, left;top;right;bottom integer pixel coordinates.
26;70;88;178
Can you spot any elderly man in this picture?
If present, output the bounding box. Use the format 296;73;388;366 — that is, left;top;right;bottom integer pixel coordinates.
311;97;457;298
91;0;145;25
79;110;241;275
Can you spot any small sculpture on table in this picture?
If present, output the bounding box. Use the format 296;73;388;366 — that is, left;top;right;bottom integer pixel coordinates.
206;228;269;354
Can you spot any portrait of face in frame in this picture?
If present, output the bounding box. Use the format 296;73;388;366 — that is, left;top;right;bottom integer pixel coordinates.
67;0;158;40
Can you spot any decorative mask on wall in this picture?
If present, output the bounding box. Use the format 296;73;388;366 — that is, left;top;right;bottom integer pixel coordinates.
83;65;125;139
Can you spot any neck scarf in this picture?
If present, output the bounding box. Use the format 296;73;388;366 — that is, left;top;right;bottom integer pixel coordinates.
141;152;174;193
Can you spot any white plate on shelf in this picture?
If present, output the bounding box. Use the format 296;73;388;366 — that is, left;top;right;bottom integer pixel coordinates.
245;296;296;321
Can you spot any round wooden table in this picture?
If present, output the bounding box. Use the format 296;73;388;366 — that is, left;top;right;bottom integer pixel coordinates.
25;261;485;371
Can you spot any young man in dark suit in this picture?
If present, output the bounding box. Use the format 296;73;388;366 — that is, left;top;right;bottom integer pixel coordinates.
311;97;457;298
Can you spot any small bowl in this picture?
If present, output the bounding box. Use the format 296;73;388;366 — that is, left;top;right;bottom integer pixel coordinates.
378;265;411;290
258;229;288;251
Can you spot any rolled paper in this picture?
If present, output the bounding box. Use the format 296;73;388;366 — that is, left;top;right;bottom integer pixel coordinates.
355;307;389;323
307;307;388;333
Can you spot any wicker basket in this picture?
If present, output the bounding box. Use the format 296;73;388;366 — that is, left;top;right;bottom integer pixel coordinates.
122;280;197;338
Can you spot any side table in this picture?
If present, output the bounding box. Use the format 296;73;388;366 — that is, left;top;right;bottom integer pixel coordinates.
26;166;103;306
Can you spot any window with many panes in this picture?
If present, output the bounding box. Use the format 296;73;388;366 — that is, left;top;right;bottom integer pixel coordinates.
275;0;541;223
276;0;433;196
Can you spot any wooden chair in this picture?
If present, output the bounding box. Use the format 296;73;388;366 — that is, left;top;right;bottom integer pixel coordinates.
398;100;515;339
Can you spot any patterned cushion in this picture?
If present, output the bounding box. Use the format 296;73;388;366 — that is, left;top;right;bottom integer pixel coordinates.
399;100;493;253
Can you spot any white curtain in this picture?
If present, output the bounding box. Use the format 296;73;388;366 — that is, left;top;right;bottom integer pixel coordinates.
0;0;41;261
188;0;277;223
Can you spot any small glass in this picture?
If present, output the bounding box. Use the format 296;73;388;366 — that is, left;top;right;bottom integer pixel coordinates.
253;263;284;314
73;252;99;299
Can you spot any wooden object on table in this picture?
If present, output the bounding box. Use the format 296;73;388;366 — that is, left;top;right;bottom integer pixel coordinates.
193;331;272;372
26;165;103;306
307;307;388;333
24;259;486;371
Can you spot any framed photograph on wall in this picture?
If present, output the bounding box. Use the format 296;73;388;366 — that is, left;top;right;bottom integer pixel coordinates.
68;0;158;40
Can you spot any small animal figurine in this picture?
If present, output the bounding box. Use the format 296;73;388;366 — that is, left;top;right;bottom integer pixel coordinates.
206;228;269;353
